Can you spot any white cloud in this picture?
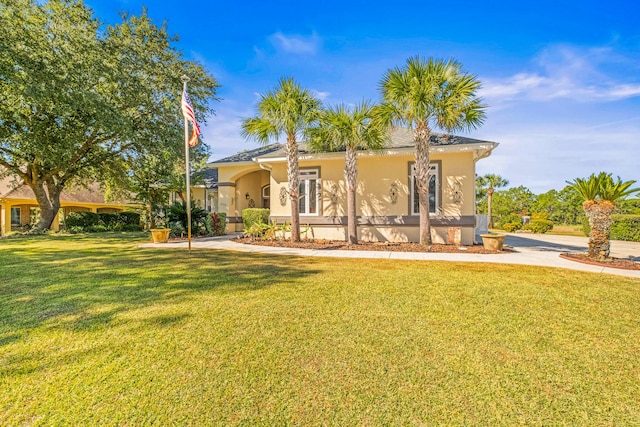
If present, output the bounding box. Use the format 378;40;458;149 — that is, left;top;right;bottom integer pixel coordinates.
268;31;321;55
311;89;330;100
480;44;640;104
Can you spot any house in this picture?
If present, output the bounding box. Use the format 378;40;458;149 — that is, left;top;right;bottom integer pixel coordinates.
210;127;498;245
0;176;137;235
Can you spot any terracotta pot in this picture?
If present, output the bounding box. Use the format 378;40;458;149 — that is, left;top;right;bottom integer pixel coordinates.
480;234;505;251
150;228;171;243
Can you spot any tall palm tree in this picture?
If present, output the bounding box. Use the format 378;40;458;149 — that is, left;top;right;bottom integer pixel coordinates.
376;57;486;245
241;77;321;241
568;172;638;260
476;174;509;229
307;102;388;245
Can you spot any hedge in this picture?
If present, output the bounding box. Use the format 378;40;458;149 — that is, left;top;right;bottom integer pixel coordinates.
242;208;270;230
523;219;554;234
64;211;141;232
610;214;640;242
581;214;640;242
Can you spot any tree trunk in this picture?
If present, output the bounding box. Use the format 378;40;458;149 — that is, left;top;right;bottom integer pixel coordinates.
345;146;358;245
286;135;301;242
487;187;494;229
584;201;615;260
414;125;432;246
27;179;63;232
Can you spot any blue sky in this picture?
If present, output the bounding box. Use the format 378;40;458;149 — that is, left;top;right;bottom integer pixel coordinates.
86;0;640;194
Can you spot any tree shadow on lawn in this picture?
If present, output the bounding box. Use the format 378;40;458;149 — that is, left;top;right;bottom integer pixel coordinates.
0;245;320;341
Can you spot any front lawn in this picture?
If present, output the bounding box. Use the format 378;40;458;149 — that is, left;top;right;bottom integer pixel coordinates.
1;234;639;425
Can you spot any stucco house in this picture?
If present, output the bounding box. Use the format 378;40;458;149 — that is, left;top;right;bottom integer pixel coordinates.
0;176;137;235
210;127;497;245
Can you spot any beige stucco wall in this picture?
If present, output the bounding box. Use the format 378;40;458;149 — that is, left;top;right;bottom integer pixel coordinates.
219;149;478;244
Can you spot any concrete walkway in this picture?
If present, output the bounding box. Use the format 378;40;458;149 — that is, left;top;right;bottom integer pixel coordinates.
139;233;640;279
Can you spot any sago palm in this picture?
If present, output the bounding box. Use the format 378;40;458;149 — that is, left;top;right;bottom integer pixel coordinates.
307;101;389;245
476;174;509;229
568;172;639;259
376;56;486;245
241;77;321;241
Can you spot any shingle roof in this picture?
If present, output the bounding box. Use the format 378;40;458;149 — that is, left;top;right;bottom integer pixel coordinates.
203;168;218;189
0;175;127;204
210;143;283;164
255;127;496;160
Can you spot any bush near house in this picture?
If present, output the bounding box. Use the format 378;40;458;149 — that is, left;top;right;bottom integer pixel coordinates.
242;208;270;230
206;212;227;236
523;219;554;234
65;212;141;233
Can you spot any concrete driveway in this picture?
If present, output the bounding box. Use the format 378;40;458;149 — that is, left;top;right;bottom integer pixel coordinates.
503;233;639;261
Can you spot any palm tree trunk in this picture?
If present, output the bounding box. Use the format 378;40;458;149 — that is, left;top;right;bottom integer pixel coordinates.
286;135;301;242
585;201;615;260
487;188;494;229
345;146;358;245
414;125;432;246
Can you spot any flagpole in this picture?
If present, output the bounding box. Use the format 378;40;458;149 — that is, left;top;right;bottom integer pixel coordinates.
181;75;192;253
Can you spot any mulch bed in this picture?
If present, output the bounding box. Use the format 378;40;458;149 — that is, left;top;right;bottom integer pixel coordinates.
232;237;513;254
560;253;640;271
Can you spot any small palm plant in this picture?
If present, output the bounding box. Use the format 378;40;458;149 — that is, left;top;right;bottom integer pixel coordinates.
568;172;639;260
476;174;509;229
307;101;389;245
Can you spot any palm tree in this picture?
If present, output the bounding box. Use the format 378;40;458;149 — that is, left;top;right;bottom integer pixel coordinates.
376;57;486;245
568;172;639;260
241;77;321;241
476;174;509;229
307;102;388;245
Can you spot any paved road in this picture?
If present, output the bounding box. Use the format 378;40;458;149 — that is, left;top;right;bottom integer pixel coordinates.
140;233;640;279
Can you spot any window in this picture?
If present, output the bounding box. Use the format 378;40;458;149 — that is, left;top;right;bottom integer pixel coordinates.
299;169;319;215
10;207;20;226
410;162;439;215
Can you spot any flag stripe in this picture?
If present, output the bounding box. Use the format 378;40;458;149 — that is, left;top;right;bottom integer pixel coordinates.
181;90;201;146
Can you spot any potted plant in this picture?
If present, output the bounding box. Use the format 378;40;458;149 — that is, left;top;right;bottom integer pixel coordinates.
150;210;171;243
480;233;506;251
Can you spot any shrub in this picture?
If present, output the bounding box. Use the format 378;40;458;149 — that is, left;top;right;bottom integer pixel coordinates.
88;224;108;233
123;224;142;232
242;208;270;230
118;212;141;226
498;214;522;231
610;214;640;242
210;212;227;236
98;213;119;228
502;222;522;232
65;212;99;228
523;219;554;234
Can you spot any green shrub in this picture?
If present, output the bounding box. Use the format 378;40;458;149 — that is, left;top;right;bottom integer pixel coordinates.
498;214;522;231
123;224;142;232
118;212;141;226
242;208;270;230
65;212;100;228
582;217;590;236
610;214;640;242
523;219;554;234
98;213;119;228
88;224;109;233
502;222;522;232
531;212;549;221
210;212;227;236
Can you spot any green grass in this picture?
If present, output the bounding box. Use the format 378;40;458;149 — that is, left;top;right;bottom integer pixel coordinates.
1;233;639;425
548;225;587;237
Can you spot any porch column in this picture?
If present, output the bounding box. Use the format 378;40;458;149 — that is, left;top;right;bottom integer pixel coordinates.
0;204;8;236
216;183;236;233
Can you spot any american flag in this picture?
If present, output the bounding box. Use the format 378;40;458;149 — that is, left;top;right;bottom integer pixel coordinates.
181;90;201;147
